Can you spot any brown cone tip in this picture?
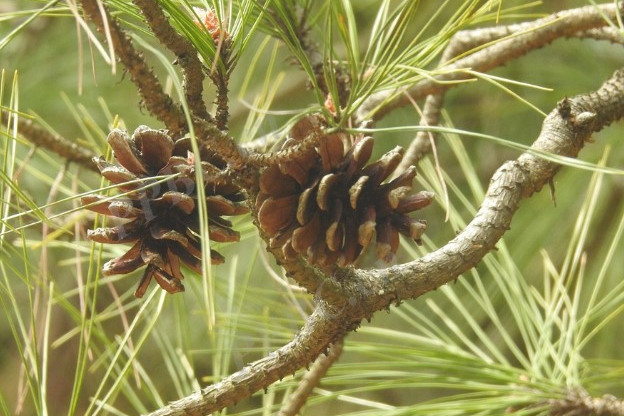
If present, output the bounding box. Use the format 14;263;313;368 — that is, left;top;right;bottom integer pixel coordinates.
256;120;434;268
83;126;248;297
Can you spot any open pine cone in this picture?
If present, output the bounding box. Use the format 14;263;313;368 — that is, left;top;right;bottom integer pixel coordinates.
82;126;247;297
256;120;434;268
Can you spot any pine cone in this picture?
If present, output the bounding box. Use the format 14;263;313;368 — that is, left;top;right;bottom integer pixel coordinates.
256;121;434;268
82;126;247;297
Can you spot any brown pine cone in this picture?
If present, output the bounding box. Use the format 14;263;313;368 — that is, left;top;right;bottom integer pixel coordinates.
82;126;247;297
256;123;434;268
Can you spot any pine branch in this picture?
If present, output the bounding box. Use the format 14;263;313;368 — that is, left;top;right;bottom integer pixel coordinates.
398;23;624;171
356;2;623;124
146;302;355;416
79;0;247;170
146;62;624;416
549;389;624;416
132;0;211;122
79;0;187;135
1;110;98;172
278;336;344;416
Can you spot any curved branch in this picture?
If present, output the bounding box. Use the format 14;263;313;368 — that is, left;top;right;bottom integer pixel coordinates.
146;65;624;416
132;0;211;122
146;302;355;416
332;68;624;312
79;0;187;135
357;3;622;123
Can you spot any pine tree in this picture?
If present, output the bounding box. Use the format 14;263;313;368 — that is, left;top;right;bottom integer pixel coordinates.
1;1;624;415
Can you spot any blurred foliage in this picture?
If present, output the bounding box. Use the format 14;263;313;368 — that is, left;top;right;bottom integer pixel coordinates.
0;0;623;415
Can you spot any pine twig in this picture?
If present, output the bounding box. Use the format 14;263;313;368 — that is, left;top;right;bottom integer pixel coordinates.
1;110;98;172
278;337;344;416
214;71;230;130
79;0;187;135
146;64;624;416
242;4;623;155
79;0;247;169
132;0;211;122
356;2;623;124
146;302;356;416
398;23;624;170
549;389;624;416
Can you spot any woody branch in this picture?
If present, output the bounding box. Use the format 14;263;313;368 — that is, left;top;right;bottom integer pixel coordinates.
146;63;624;416
79;0;247;169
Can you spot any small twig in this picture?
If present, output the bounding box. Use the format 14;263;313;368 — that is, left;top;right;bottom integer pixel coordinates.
1;110;98;172
146;302;356;416
192;118;247;170
398;23;624;170
550;389;624;416
246;129;321;168
214;71;230;130
79;0;187;135
132;0;211;122
356;3;622;123
395;91;445;173
278;337;345;416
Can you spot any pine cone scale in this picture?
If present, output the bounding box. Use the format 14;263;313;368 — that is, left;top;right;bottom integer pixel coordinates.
258;195;298;234
133;126;174;169
87;220;142;243
107;129;149;175
102;241;144;276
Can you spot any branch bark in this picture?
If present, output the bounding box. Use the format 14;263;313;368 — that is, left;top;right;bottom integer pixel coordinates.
145;56;624;416
356;3;623;124
79;0;187;135
1;110;98;172
550;389;624;416
132;0;211;122
146;302;356;416
278;337;344;416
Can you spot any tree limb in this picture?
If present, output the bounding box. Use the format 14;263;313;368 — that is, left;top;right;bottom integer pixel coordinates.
145;302;356;416
1;110;98;172
278;336;345;416
145;54;624;416
79;0;187;135
356;2;622;124
132;0;211;122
